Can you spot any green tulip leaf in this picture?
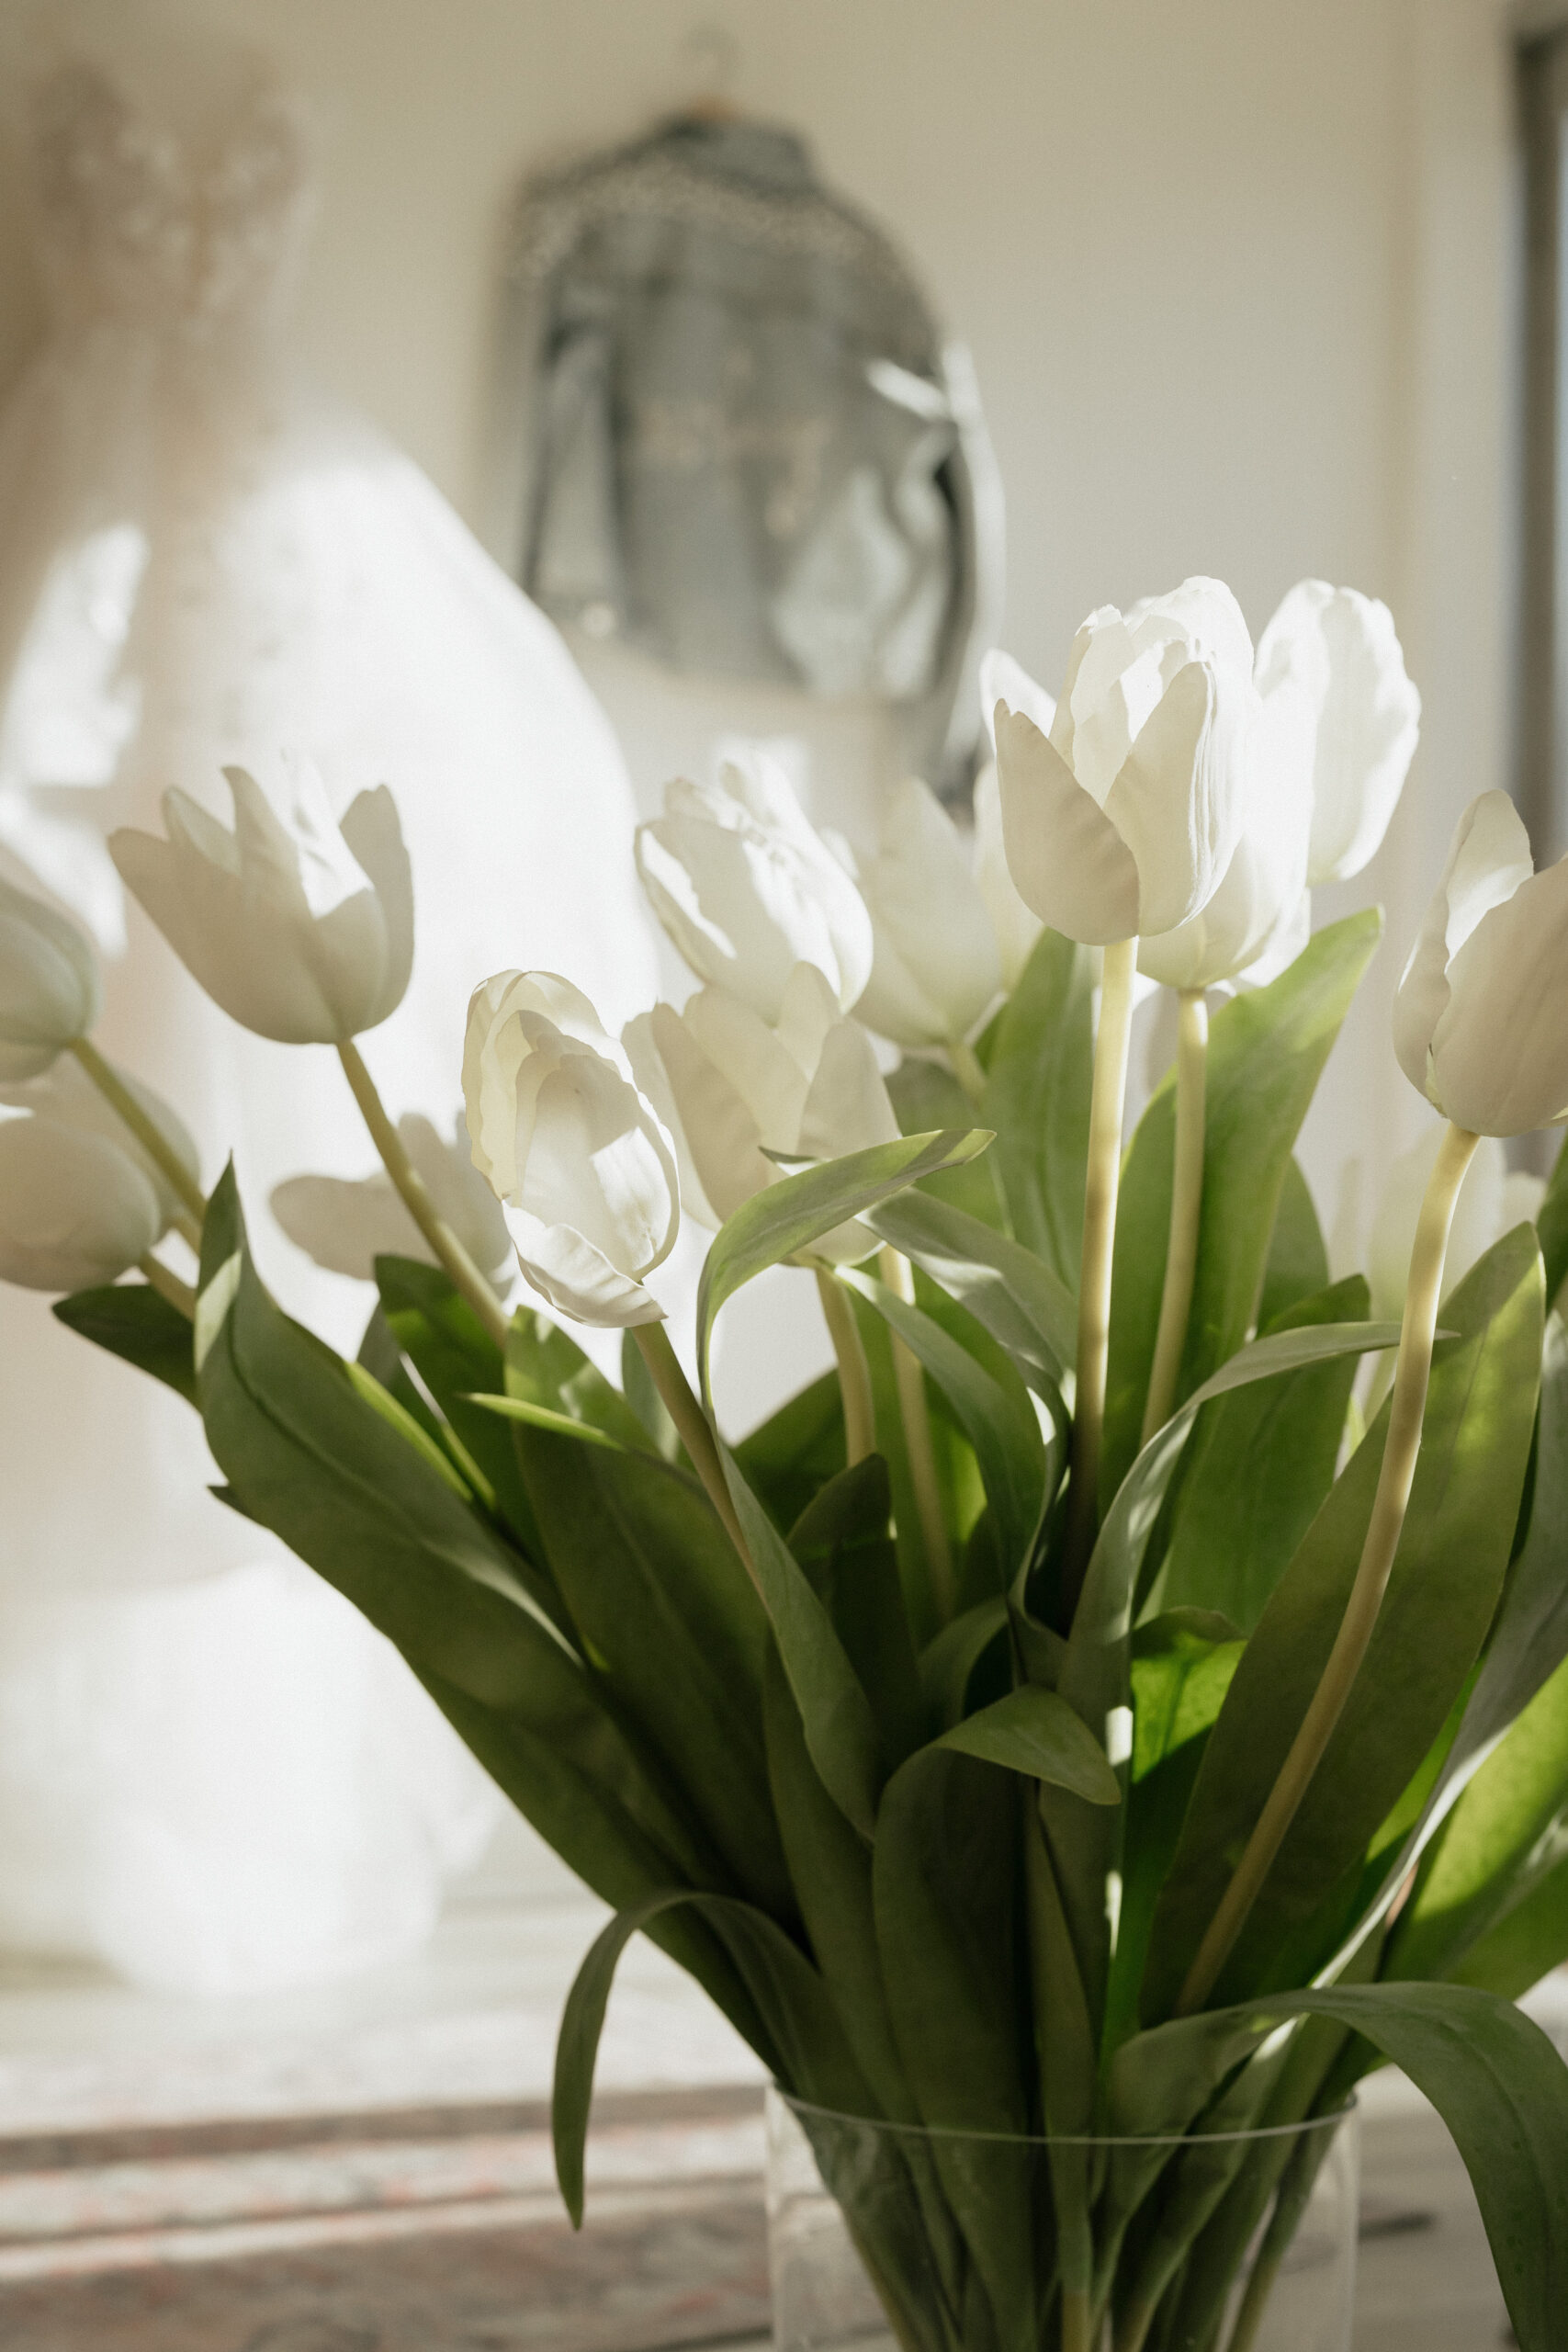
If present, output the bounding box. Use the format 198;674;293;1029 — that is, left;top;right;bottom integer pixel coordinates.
937;1684;1121;1804
865;1187;1076;1388
54;1278;197;1405
1255;1157;1331;1331
696;1128;993;1400
467;1392;625;1447
553;1884;874;2225
981;926;1096;1287
886;1057;1010;1228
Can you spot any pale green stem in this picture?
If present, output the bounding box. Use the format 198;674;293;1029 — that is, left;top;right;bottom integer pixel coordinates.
877;1246;955;1622
633;1322;754;1572
1061;2285;1094;2352
815;1265;876;1465
336;1038;511;1351
1062;937;1138;1611
171;1210;203;1256
139;1251;195;1318
947;1035;988;1108
71;1036;207;1225
1141;988;1209;1445
1175;1121;1482;2016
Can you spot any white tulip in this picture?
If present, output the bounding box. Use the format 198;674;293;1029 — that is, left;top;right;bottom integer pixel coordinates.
1393;791;1568;1136
1362;1123;1546;1328
463;970;679;1328
0;1053;200;1227
850;780;1002;1049
972;762;1043;993
1255;580;1421;886
1138;668;1316;991
985;578;1252;947
0;874;100;1080
635;752;874;1022
110;762;413;1046
627;962;897;1262
0;1112;166;1293
272;1113;512;1284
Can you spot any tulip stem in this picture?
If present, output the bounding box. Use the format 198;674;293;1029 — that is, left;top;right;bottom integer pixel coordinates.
947;1037;988;1109
70;1036;208;1225
139;1251;195;1319
815;1267;876;1466
1062;936;1138;1616
633;1323;752;1567
877;1247;955;1621
336;1039;512;1351
1141;988;1209;1445
1175;1120;1481;2017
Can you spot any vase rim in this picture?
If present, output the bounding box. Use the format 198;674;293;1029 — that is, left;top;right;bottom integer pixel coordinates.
773;2086;1358;2151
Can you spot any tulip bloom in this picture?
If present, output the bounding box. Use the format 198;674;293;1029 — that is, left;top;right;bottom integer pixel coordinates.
2;1054;200;1230
985;579;1252;947
0;875;100;1080
272;1114;512;1284
0;1117;168;1294
1256;580;1421;887
636;752;874;1022
626;962;897;1259
1393;791;1568;1136
110;763;413;1046
463;970;679;1327
851;780;1002;1053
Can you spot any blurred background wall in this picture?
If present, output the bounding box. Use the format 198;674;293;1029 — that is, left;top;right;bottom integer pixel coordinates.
0;0;1516;1193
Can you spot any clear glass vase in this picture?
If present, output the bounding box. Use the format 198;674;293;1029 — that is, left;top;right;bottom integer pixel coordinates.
765;2088;1359;2352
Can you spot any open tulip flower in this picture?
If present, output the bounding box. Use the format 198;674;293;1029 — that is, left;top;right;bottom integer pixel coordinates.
635;752;874;1022
110;761;413;1046
272;1112;512;1285
1257;579;1422;887
1393;790;1568;1136
985;578;1253;946
463;969;680;1327
0;872;100;1079
848;779;1003;1054
626;961;897;1255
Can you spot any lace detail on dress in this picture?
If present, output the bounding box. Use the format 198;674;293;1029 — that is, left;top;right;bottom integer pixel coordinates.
27;60;312;338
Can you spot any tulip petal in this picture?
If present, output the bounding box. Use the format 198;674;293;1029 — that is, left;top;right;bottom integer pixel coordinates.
0;874;100;1076
1392;792;1536;1107
798;1020;901;1162
340;786;415;1024
1125;576;1257;683
972;762;1043;991
0;1118;162;1292
1258;582;1422;884
505;1209;667;1328
980;650;1057;752
682;984;812;1150
623;1010;717;1227
1107;660;1247;937
1430;851;1568;1133
649;1000;771;1226
271;1170;424;1281
854;780;1000;1048
994;703;1140;945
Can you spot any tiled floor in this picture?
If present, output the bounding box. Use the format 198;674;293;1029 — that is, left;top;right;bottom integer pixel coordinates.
0;1894;1553;2350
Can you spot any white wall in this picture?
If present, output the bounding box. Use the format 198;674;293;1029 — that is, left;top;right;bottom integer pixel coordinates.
0;0;1517;1199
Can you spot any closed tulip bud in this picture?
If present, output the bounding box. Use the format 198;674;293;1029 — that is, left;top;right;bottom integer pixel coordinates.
985;577;1252;947
1;1054;200;1227
1393;791;1568;1136
0;875;100;1079
272;1113;512;1284
627;962;897;1262
0;1112;166;1293
850;780;1002;1049
1255;580;1421;886
109;761;413;1046
463;970;679;1327
635;751;874;1022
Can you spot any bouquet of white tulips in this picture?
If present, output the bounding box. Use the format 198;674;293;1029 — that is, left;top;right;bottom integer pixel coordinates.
9;576;1568;2352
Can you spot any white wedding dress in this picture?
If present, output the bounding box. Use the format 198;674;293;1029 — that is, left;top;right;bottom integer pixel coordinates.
0;18;657;1992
